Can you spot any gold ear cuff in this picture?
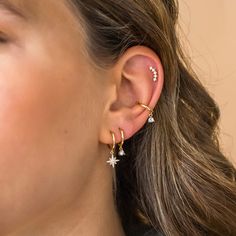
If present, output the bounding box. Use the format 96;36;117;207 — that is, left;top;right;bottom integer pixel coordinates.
137;101;155;123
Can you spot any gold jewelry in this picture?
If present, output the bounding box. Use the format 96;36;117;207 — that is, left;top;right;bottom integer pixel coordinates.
137;101;155;123
106;131;119;168
149;66;158;82
106;65;157;167
118;128;126;156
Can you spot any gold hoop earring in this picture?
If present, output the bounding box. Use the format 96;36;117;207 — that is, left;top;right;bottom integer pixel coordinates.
106;131;120;168
118;128;126;157
137;101;155;123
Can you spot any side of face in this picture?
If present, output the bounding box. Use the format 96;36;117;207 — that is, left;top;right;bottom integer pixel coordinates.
0;0;166;233
0;0;105;232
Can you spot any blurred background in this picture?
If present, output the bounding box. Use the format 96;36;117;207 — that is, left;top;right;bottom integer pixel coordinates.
179;0;236;165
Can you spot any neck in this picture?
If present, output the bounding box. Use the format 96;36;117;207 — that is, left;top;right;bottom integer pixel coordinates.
7;154;125;236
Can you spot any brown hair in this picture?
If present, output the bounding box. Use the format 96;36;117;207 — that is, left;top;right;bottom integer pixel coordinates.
67;0;236;235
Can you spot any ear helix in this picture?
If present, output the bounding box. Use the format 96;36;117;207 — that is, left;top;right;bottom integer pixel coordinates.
136;65;158;123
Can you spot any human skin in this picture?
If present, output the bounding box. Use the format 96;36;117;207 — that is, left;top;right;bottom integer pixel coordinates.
0;0;164;235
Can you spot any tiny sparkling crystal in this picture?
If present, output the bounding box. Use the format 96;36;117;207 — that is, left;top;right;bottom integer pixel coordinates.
148;116;155;123
106;153;119;168
118;149;126;156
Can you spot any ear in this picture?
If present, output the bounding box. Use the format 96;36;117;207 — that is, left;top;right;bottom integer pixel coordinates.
99;45;164;144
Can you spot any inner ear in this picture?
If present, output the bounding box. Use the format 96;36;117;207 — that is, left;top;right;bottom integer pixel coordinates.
110;53;156;114
110;74;137;111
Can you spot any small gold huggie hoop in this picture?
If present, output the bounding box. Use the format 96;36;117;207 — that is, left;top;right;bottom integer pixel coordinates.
106;131;120;168
108;131;116;152
137;101;155;123
118;128;126;156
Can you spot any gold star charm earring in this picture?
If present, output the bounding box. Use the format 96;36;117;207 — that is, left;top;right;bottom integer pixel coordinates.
106;131;120;168
118;128;126;157
137;101;155;123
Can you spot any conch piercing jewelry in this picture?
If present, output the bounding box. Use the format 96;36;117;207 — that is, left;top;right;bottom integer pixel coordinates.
149;66;158;82
137;101;155;123
118;128;126;157
106;131;120;168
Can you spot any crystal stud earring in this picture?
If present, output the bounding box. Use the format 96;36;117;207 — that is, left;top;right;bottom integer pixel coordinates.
106;131;120;168
118;128;126;157
137;101;155;123
149;66;158;82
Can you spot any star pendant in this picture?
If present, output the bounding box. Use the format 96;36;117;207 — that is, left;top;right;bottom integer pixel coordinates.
106;154;120;168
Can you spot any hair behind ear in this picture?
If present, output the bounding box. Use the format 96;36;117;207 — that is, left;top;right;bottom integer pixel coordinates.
116;58;236;236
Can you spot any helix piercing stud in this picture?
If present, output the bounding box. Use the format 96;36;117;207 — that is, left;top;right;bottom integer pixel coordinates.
149;66;158;82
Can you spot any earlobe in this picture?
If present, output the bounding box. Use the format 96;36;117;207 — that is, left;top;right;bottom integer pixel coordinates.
99;45;164;146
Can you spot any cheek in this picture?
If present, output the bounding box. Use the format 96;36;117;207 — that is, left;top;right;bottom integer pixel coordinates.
0;51;76;164
0;4;102;230
0;44;93;221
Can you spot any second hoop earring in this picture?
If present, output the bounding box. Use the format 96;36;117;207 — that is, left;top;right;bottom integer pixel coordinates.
137;101;155;123
118;128;126;157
